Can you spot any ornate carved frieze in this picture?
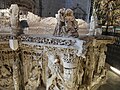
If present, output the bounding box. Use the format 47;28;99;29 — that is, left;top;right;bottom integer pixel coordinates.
0;34;16;42
20;35;76;47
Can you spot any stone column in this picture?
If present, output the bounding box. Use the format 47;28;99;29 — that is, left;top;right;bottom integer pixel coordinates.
83;46;96;86
63;49;78;90
13;51;25;90
96;44;107;75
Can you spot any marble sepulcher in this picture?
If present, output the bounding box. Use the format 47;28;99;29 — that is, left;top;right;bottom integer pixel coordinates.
0;5;115;90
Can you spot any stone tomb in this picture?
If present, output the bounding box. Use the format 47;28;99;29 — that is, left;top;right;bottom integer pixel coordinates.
0;34;115;90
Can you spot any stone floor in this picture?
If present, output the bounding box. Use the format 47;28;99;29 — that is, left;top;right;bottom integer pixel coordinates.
39;70;120;90
97;70;120;90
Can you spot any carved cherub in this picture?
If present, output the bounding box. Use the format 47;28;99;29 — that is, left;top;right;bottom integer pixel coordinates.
53;8;66;37
64;9;79;38
53;8;79;38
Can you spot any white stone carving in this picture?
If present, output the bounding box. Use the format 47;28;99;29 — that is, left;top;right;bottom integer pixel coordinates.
53;8;79;38
9;4;20;34
0;34;115;90
9;39;18;50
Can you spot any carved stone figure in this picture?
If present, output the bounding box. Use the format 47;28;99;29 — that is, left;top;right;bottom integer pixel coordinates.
23;52;43;90
89;8;102;36
64;9;79;38
47;55;64;90
89;15;95;35
26;65;42;90
97;45;106;74
53;8;79;38
9;4;20;34
53;8;65;37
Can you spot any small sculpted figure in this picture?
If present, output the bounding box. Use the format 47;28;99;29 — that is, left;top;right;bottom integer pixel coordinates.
26;66;42;90
9;4;20;34
53;8;79;38
47;55;64;90
64;9;79;38
53;8;65;37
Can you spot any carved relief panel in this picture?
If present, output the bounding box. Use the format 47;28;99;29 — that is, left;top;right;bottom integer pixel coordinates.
21;45;48;90
0;44;14;90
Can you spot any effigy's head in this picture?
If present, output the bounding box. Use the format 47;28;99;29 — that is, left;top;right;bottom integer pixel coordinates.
58;8;65;16
10;4;19;11
10;4;18;7
65;9;73;16
9;4;19;15
64;9;75;28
